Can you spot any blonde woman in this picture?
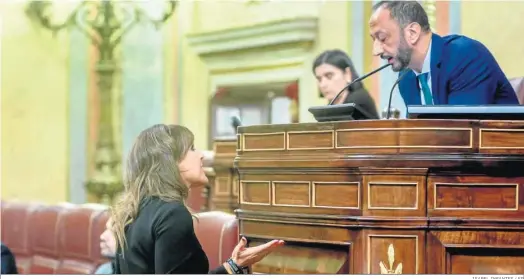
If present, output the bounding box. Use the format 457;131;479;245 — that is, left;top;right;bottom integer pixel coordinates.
111;124;284;274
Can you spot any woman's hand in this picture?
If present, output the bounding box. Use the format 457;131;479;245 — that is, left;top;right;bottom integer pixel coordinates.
230;237;284;268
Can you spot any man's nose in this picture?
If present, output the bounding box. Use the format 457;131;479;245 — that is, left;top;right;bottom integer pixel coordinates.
372;41;383;57
319;79;328;89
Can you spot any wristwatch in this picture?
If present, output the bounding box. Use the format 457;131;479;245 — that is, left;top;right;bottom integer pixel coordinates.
226;258;248;274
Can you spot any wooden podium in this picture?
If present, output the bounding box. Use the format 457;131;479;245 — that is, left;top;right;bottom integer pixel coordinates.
208;138;239;213
235;119;524;274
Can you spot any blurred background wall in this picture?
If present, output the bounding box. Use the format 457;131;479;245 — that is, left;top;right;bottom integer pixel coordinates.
1;0;523;204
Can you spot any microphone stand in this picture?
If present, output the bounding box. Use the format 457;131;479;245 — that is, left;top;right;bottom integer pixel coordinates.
329;63;392;105
385;69;410;119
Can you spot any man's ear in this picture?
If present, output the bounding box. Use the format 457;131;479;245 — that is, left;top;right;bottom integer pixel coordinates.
405;23;422;45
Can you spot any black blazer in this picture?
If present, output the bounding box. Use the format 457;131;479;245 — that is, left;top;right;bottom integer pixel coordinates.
1;242;18;274
343;83;380;119
113;198;228;274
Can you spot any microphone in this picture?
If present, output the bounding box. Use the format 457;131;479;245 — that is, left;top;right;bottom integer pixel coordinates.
231;116;242;131
385;70;410;119
329;62;392;105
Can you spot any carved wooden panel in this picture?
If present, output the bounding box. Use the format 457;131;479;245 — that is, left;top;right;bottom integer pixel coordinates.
428;175;523;219
213;140;237;155
249;239;350;274
208;171;239;212
240;181;270;205
238;172;362;216
428;231;524;274
241;220;353;244
272;181;311;207
312;182;359;209
448;247;524;274
434;183;517;210
200;167;215;211
479;128;524;153
287;131;334;150
336;128;471;150
208;138;239;213
243;132;285;151
362;172;426;217
368;182;417;209
215;176;230;195
365;230;424;274
241;219;354;274
337;129;396;149
478;121;524;155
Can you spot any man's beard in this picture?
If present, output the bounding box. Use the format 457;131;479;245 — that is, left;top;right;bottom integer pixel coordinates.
391;36;412;72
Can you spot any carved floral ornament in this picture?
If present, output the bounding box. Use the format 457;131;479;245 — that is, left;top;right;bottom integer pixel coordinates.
379;244;403;274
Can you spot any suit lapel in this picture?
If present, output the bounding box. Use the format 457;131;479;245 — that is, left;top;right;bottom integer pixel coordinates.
430;33;444;105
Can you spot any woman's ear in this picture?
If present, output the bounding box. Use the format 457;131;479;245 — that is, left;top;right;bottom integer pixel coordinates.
344;67;353;83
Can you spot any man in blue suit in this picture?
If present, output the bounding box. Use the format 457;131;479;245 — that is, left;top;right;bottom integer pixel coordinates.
369;1;518;105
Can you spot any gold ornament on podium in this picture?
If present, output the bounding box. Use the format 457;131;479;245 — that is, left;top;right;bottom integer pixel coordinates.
379;244;403;274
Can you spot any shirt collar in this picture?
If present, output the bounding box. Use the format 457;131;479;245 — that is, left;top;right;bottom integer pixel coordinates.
413;39;432;76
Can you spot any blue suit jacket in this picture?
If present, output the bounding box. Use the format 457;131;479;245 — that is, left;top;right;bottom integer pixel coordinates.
398;33;518;105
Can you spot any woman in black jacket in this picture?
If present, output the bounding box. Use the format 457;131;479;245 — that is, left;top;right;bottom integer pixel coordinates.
313;49;380;119
1;242;18;274
111;124;284;274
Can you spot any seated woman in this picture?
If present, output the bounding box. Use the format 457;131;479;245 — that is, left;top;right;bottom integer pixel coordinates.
1;242;18;274
313;49;380;119
95;217;116;274
111;124;284;274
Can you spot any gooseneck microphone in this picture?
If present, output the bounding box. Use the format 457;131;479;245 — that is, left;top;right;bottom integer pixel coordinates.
328;62;392;105
385;69;410;119
231;116;242;131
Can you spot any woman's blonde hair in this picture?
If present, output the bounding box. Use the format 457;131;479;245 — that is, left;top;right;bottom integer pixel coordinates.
110;124;194;252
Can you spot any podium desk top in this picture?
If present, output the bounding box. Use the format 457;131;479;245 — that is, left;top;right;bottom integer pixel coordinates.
234;119;524;168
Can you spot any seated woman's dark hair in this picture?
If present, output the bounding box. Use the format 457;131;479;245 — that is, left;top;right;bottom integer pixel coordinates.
312;49;364;91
